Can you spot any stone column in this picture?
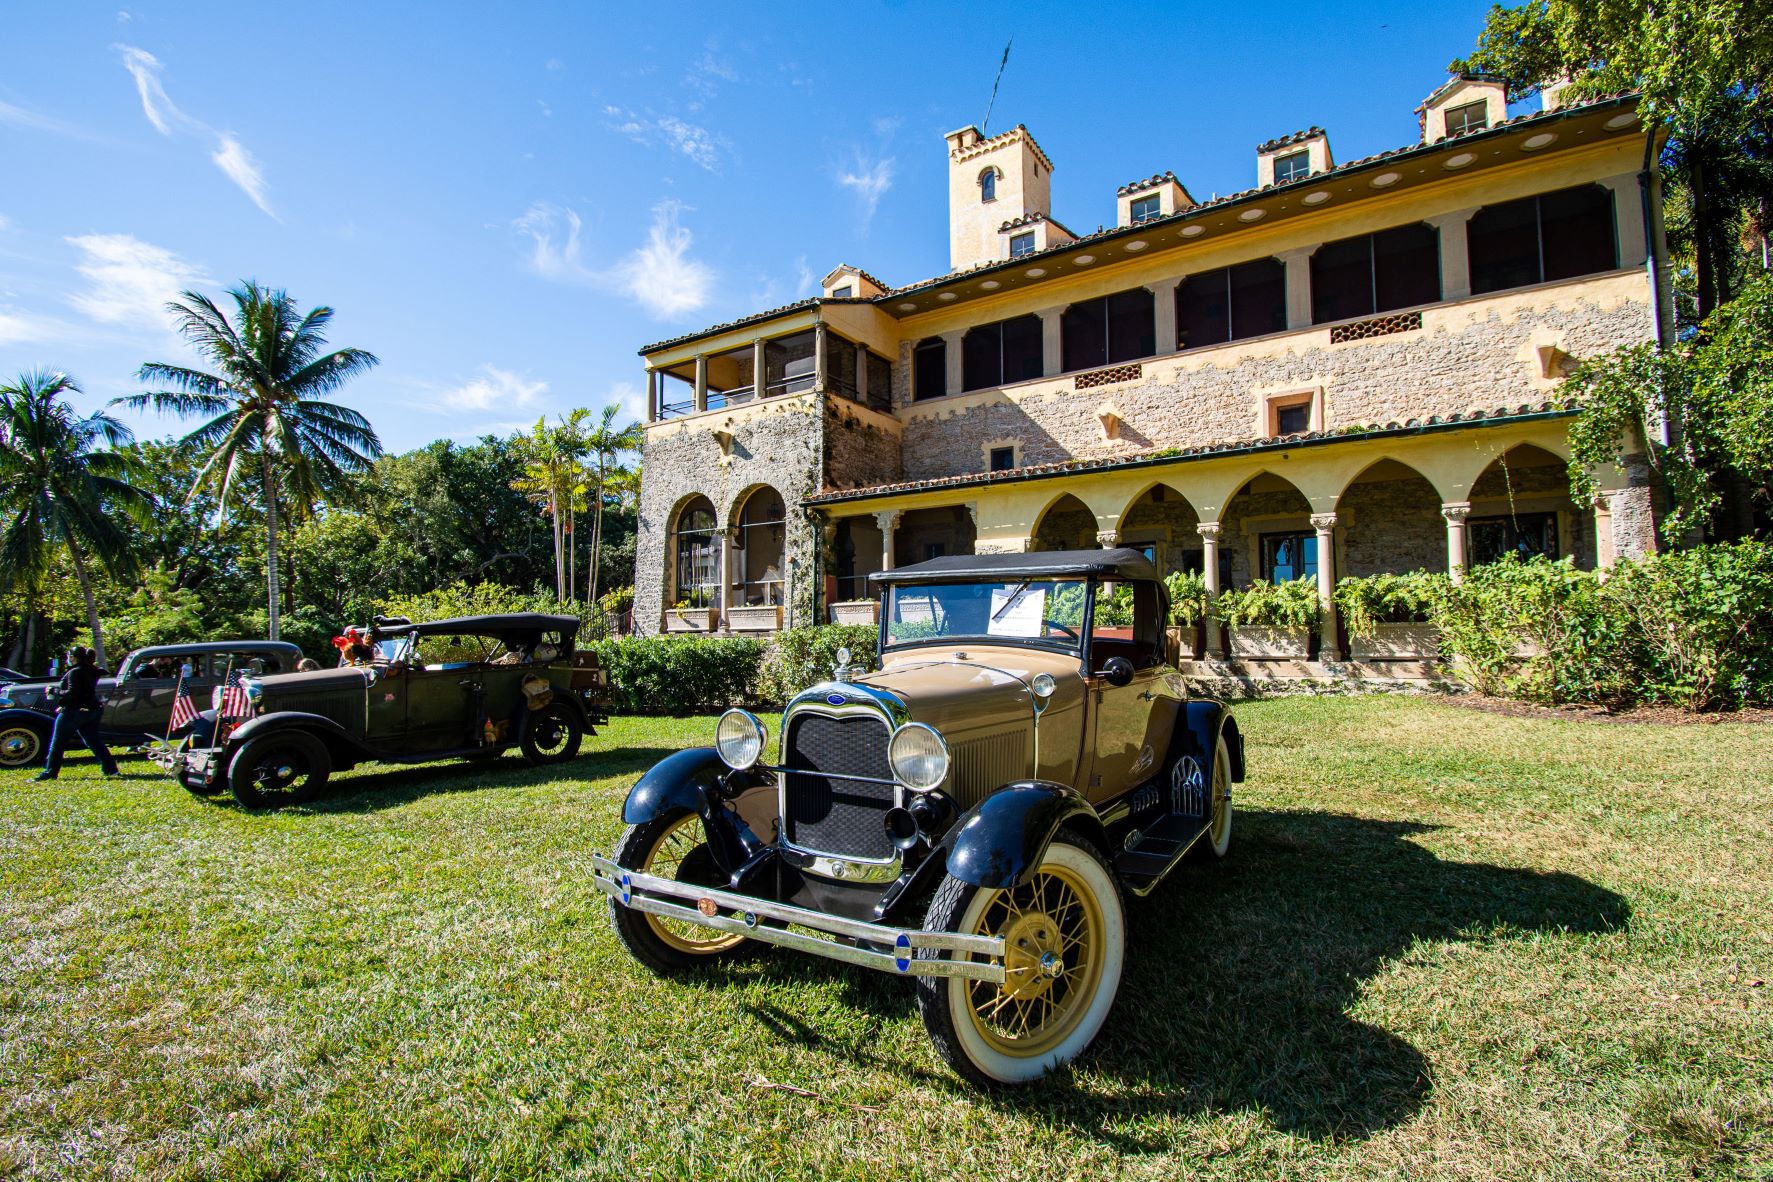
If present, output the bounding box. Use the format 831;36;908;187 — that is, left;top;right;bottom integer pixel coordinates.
752;338;768;400
1275;246;1317;330
1037;307;1064;376
873;510;901;571
1441;502;1471;584
813;321;830;393
941;330;966;396
1310;513;1338;659
645;369;659;422
1094;528;1121;549
1197;522;1223;659
1606;452;1660;561
693;354;708;414
1424;209;1476;300
1146;277;1182;354
1598;174;1648;268
1592;497;1616;568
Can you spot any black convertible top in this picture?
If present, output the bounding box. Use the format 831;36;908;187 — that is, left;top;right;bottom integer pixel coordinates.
377;613;582;641
869;547;1161;586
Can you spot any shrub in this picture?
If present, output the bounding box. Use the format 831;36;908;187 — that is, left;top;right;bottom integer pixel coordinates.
754;624;880;704
1333;570;1448;638
1604;540;1773;709
1163;570;1209;627
1213;577;1321;630
590;634;766;715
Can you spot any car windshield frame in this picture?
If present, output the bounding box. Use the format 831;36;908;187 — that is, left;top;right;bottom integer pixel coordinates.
880;576;1097;656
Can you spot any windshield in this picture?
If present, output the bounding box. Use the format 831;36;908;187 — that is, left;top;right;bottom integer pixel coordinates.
884;579;1088;650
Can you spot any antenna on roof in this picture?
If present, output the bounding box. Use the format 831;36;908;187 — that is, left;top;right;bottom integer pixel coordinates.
981;37;1013;135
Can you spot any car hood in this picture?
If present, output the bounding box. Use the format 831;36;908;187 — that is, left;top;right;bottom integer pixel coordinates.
858;658;1036;733
253;667;373;695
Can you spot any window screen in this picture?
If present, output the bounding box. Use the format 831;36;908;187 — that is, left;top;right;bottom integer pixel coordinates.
1469;185;1616;294
1063;289;1154;371
913;338;946;401
1178;258;1286;349
1311;223;1441;323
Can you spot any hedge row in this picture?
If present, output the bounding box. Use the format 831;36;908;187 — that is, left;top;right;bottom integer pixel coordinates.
590;624;879;715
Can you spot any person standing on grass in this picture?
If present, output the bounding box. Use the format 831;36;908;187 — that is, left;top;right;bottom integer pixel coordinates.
34;646;119;781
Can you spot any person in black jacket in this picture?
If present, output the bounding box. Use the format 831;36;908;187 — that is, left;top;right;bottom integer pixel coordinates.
34;646;120;781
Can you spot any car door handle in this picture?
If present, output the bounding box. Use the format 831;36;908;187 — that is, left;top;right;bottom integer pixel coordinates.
1138;690;1157;701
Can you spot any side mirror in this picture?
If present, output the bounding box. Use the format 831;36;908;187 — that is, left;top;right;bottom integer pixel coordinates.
1102;656;1136;688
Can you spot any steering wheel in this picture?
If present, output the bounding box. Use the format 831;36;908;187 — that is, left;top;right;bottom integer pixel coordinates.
1042;619;1080;640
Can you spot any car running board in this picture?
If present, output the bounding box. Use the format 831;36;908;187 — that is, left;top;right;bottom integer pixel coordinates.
1113;812;1210;896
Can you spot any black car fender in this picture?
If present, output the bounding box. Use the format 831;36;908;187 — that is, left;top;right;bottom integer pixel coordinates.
0;706;52;733
1172;700;1245;784
222;711;371;768
936;782;1110;891
620;747;770;871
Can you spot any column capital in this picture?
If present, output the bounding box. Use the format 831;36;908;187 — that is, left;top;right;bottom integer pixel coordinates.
1309;512;1338;533
1095;529;1122;548
1144;275;1183;294
1422;207;1479;229
1196;521;1222;540
939;328;967;345
1440;501;1472;524
872;510;902;534
1273;244;1320;264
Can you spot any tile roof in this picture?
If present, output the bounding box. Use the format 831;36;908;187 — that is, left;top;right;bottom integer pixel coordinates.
1257;126;1327;154
949;123;1056;173
804;403;1573;505
1116;169;1180;197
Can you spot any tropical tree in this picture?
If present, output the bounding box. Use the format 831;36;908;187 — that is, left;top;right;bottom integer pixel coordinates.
0;371;153;667
510;410;591;601
119;282;382;640
583;404;643;609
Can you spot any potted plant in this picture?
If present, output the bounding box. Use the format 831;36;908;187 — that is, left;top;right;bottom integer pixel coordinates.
664;599;718;633
726;602;784;632
1214;577;1321;660
1163;570;1209;661
829;599;880;625
1334;571;1448;660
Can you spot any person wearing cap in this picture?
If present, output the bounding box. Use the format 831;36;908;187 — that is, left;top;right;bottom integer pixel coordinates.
35;646;120;781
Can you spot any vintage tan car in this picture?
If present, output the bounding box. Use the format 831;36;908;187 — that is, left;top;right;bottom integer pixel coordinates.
595;548;1246;1085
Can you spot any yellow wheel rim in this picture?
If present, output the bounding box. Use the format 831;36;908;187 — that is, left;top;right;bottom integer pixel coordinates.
1208;756;1231;849
963;861;1104;1059
0;726;41;767
642;814;747;956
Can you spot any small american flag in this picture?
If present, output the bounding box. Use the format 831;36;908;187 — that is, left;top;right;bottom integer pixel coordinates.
168;690;199;733
219;680;252;720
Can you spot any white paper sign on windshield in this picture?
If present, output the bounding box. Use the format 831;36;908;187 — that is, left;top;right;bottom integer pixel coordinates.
987;585;1047;637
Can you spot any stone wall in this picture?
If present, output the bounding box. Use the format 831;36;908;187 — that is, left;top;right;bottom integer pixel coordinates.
1339;474;1446;578
823;400;903;492
894;282;1651;482
1220;484;1312;587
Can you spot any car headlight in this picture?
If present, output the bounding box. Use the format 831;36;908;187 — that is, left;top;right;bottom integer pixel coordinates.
889;723;949;793
715;709;766;770
210;686;225;709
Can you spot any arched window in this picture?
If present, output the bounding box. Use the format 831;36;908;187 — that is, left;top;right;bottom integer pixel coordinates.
980;168;998;203
671;496;720;609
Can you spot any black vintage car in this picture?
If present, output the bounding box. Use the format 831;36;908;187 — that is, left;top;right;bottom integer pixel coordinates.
164;613;609;808
0;641;304;770
596;549;1245;1085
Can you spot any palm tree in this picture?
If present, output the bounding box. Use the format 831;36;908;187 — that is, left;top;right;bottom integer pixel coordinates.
0;371;153;667
511;410;591;602
583;404;643;609
118;283;381;640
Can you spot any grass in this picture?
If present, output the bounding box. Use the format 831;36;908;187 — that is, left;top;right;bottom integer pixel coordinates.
0;697;1769;1180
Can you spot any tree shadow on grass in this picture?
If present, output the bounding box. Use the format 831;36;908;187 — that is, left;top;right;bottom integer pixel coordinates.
701;807;1630;1148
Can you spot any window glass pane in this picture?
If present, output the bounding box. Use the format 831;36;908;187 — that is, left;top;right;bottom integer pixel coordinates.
913;338;946;400
1275;402;1310;435
831;285;853;298
1130;194;1161;222
1274;151;1310;183
1228;257;1287;339
1312;235;1376;322
1062;298;1108;372
1261;533;1318;583
866;351;892;411
1001;314;1044;383
1540;184;1617;282
961;322;1003;392
989;447;1015;471
981;171;996;202
1445;100;1488;135
1468;195;1542;293
1373;223;1441;311
1470;512;1560;566
1009;231;1036;258
1177;270;1230;349
1105;287;1156;362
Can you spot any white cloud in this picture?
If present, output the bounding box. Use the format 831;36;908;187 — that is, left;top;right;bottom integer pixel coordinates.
836;154;895;223
64;233;208;330
441;365;548;413
513;200;713;320
0;309;72;347
0;98;80;137
211;134;274;217
608;380;648;426
603;105;725;172
116;45;276;218
0;213;10;231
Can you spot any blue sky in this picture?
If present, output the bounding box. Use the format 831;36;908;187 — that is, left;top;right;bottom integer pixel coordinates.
0;1;1498;454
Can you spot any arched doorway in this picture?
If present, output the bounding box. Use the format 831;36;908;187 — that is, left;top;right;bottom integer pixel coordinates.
1468;444;1590;568
1032;494;1098;551
895;506;975;566
1337;459;1445;577
732;486;787;607
670;496;720;608
1118;484;1204;575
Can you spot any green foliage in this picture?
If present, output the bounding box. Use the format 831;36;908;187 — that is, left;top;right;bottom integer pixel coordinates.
1163;570;1209;626
1333;571;1449;638
1433;544;1773;709
1213;577;1322;630
753;624;881;705
80;570;205;655
589;635;766;715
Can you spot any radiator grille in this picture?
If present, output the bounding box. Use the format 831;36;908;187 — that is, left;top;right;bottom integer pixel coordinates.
783;711;894;859
948;732;1031;810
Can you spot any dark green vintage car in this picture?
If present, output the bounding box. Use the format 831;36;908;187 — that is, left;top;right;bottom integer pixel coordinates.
163;613;609;808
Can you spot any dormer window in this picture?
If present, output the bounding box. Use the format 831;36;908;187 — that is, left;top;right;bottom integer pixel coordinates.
1129;193;1161;223
831;285;853;298
1274;151;1310;184
1009;231;1036;258
980;168;998;203
1445;100;1488;136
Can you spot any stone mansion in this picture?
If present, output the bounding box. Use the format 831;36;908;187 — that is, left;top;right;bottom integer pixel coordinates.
630;74;1669;653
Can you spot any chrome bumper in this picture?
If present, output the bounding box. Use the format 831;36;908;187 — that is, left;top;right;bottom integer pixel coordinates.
590;854;1005;983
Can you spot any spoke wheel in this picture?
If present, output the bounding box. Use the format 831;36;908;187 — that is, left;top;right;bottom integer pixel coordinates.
918;832;1125;1085
1192;734;1234;860
0;722;46;770
609;810;754;974
520;702;582;765
227;732;330;810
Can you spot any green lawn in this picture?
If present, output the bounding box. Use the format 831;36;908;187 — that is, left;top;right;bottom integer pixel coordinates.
1;698;1768;1180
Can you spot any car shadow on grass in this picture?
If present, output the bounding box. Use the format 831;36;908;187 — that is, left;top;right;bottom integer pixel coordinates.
705;807;1630;1148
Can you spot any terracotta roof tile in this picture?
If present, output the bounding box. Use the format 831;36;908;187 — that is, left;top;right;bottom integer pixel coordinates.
1257;126;1327;154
